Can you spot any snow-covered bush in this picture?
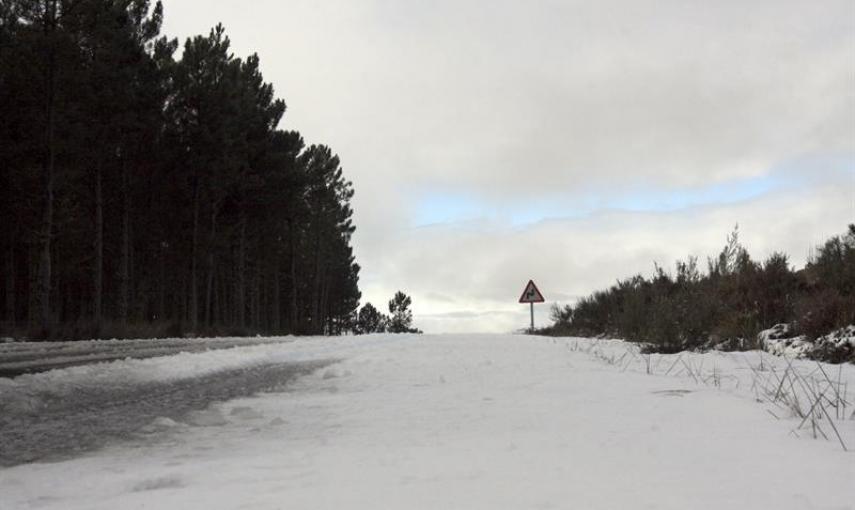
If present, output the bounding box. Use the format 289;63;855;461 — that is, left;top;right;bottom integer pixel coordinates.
759;324;855;363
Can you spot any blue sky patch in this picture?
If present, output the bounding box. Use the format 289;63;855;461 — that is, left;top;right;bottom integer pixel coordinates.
412;173;805;227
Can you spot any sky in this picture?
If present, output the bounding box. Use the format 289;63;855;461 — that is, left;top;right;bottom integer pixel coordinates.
161;0;855;333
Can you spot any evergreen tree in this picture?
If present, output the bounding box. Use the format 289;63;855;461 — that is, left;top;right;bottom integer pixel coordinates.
387;291;420;333
355;303;386;334
0;4;362;339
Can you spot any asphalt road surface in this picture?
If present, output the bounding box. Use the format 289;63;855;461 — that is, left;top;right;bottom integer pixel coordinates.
0;337;295;378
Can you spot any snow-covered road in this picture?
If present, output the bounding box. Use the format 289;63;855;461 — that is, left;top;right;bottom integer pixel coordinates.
0;360;331;466
1;334;853;509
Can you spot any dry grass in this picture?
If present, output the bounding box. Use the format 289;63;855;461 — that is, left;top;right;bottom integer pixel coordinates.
564;337;852;451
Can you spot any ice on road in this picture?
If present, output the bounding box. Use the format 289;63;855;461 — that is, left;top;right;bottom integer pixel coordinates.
1;334;853;510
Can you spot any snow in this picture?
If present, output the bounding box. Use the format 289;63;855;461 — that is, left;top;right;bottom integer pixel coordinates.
823;326;855;350
760;324;855;360
1;334;854;509
0;336;299;376
760;323;813;357
0;338;333;416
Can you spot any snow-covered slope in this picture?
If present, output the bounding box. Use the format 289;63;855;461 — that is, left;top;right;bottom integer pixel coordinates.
1;334;853;510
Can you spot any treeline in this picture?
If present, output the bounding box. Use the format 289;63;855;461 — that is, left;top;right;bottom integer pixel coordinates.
544;225;855;353
354;291;423;335
0;1;360;339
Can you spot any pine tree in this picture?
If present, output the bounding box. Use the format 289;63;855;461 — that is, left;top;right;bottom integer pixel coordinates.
388;291;419;334
355;303;386;334
0;5;363;340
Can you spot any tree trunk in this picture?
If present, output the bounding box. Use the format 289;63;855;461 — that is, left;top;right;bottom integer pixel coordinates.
204;206;218;327
272;262;280;333
158;243;166;321
253;268;261;331
5;235;15;329
35;186;53;335
28;245;37;327
117;156;130;323
93;162;103;330
310;221;323;334
236;217;246;328
34;0;58;336
320;275;331;335
213;266;221;327
189;179;200;333
287;219;298;334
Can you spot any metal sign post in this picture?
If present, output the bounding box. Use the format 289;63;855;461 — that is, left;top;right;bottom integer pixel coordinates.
518;280;545;333
530;302;534;332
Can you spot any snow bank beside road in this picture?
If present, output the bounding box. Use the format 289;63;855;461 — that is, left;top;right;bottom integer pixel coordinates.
2;334;854;510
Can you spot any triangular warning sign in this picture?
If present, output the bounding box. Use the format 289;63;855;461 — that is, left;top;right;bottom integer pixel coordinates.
518;280;545;303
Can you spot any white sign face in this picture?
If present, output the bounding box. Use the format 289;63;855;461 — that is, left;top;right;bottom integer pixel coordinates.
518;280;545;303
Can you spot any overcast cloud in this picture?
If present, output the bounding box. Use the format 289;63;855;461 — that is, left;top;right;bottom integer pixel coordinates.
162;0;855;333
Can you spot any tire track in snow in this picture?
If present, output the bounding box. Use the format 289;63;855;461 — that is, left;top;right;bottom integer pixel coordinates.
0;360;333;467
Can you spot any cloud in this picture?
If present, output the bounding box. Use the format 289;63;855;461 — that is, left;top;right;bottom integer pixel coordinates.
162;0;854;194
160;0;855;333
360;180;854;332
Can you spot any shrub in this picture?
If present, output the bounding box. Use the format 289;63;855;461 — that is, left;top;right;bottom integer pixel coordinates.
794;288;849;340
539;225;855;359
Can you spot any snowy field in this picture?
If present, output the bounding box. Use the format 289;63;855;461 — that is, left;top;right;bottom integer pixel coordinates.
1;334;853;509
